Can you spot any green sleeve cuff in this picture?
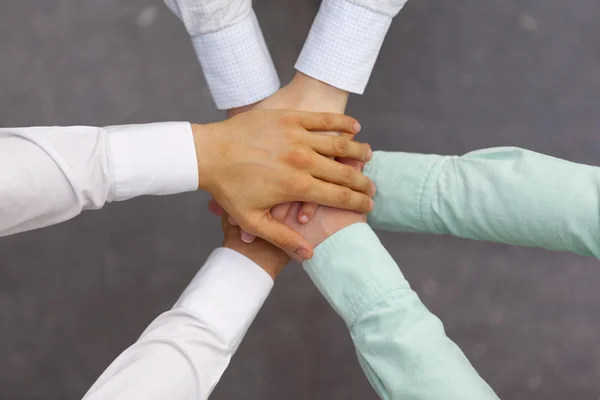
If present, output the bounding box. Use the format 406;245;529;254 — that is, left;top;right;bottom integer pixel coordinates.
365;151;450;233
303;222;408;327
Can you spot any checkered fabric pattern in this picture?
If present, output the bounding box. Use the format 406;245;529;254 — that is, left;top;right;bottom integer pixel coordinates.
296;0;407;94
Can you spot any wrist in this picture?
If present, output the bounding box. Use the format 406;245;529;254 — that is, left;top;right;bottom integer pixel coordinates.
289;72;349;112
227;102;257;118
191;123;218;192
222;234;290;280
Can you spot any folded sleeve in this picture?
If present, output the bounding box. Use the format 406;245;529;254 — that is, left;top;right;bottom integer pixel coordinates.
0;122;198;237
163;0;280;109
84;248;274;400
303;223;498;399
365;148;600;259
295;0;408;93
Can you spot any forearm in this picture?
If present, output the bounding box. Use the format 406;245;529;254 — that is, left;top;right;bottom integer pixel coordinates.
365;147;600;258
84;248;274;400
303;223;497;399
0;123;197;237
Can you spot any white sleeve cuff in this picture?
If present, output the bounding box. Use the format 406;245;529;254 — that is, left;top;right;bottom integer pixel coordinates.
191;10;280;110
174;248;274;348
107;122;198;201
295;0;402;94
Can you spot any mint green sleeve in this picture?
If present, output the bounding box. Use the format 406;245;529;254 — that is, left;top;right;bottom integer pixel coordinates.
303;223;499;400
365;147;600;258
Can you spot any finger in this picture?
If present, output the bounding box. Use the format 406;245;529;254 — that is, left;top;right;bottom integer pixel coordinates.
310;156;376;196
208;199;225;216
271;202;295;222
296;111;361;135
242;214;314;261
228;215;238;226
336;157;365;172
297;202;318;224
308;134;372;161
298;179;375;214
240;230;256;243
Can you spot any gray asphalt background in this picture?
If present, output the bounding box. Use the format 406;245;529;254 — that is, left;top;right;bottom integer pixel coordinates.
1;1;600;399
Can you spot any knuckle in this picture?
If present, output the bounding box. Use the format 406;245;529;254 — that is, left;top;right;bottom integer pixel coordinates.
362;195;371;211
285;148;312;168
275;234;293;249
279;114;297;126
333;137;349;154
320;113;334;128
341;164;355;183
337;187;353;204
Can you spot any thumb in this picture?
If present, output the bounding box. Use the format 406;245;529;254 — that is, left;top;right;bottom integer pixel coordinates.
243;213;313;262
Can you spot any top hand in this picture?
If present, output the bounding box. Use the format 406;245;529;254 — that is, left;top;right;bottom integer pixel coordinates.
254;72;353;224
210;160;368;252
193;108;374;261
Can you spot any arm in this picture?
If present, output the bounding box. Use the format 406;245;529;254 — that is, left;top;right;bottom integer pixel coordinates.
296;0;408;94
83;218;289;400
270;199;497;399
365;147;600;259
0;110;373;260
304;223;498;400
0;123;196;237
163;0;279;110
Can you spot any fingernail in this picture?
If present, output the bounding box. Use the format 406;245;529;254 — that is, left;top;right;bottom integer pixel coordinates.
353;121;361;132
299;214;309;224
368;198;375;210
370;182;377;197
241;231;256;243
366;146;373;161
295;248;311;261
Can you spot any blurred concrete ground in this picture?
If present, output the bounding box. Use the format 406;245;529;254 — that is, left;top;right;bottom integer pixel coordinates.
1;0;600;399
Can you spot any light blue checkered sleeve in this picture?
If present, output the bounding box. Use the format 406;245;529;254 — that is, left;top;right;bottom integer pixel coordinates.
164;1;280;109
295;0;408;94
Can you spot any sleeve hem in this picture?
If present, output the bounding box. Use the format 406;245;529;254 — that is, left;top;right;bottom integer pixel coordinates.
295;0;393;93
192;9;280;109
174;248;274;348
107;122;198;200
303;223;407;326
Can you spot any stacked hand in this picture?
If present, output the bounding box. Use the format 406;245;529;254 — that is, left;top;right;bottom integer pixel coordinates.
194;108;374;261
213;159;366;274
222;72;361;250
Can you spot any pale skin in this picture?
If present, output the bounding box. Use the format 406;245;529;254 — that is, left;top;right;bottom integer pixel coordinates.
193;108;373;261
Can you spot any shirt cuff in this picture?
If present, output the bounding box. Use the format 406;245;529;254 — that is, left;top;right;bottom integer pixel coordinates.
365;151;449;233
303;222;408;327
295;0;403;94
107;122;198;201
191;9;280;110
174;248;274;348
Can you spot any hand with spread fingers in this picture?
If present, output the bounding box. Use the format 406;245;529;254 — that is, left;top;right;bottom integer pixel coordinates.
193;108;375;261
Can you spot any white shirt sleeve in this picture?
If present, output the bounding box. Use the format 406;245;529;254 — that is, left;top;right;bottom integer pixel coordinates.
295;0;408;94
0;122;198;237
83;247;274;400
163;0;280;110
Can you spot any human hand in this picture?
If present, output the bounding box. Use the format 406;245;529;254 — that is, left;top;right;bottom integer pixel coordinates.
270;159;367;249
256;72;353;225
255;71;349;115
211;160;367;251
193;109;374;261
220;210;289;280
